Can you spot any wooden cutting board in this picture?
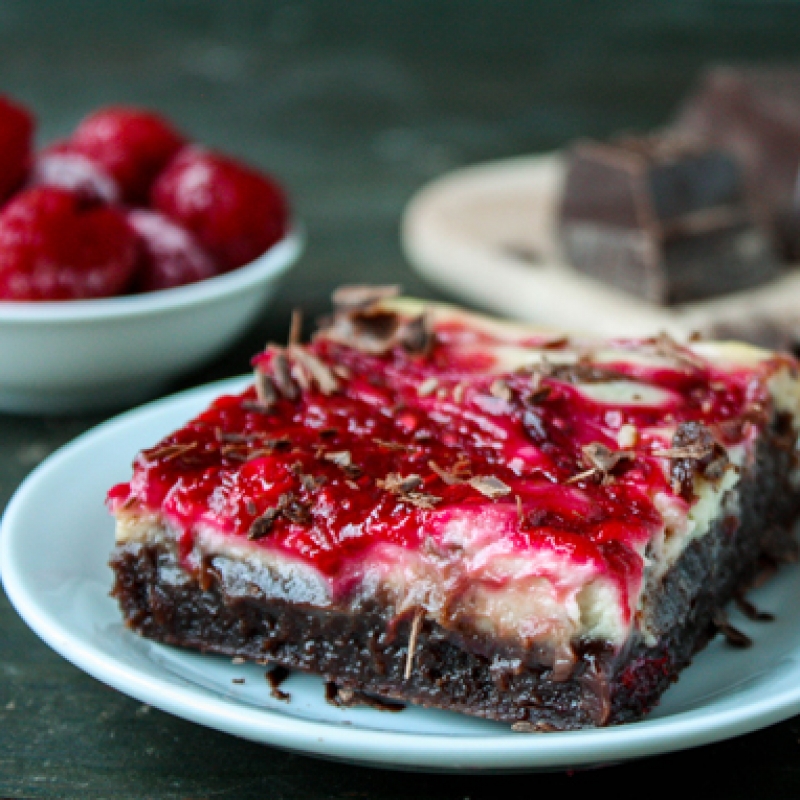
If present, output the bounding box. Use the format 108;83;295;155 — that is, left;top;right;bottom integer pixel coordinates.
401;152;800;342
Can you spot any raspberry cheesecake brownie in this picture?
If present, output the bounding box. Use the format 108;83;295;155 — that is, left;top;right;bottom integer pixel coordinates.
109;288;800;729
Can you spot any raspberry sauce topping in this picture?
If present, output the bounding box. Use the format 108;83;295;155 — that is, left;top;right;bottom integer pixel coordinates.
109;293;778;603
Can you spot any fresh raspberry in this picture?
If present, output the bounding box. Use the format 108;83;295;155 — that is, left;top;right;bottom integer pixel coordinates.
30;141;120;205
70;106;186;204
0;186;138;300
127;209;217;292
0;95;34;203
151;146;288;272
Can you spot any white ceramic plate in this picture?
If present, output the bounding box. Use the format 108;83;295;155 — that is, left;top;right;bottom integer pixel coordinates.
3;377;800;772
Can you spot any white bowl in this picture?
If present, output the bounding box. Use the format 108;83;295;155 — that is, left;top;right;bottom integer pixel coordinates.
0;230;303;414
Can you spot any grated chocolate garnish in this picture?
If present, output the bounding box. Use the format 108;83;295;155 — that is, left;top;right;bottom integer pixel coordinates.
734;594;775;622
468;475;512;499
378;473;424;494
266;665;292;702
404;607;425;680
324;682;405;712
288;308;303;347
511;721;559;733
247;492;312;539
374;438;414;452
399;312;434;356
428;460;467;486
712;609;752;648
280;492;313;525
254;370;278;411
654;421;730;500
401;492;442;510
247;507;282;540
650;331;706;371
271;351;299;400
323;450;363;478
241;399;273;415
143;441;197;464
289;345;340;395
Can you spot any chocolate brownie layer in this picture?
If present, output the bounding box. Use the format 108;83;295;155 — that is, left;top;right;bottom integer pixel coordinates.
110;428;798;730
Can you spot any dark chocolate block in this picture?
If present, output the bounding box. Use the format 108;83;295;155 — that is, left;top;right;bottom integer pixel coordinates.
558;137;780;304
676;64;800;258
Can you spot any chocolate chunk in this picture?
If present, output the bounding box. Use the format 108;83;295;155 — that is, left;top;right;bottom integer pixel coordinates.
675;65;800;256
655;421;729;500
558;136;780;304
468;475;512;499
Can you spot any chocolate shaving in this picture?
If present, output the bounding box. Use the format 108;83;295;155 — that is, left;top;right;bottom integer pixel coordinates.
428;460;467;486
247;507;281;540
254;370;278;411
323;450;363;478
394;487;442;510
654;422;730;500
271;351;299;400
404;608;425;680
377;472;442;511
319;287;433;359
324;681;405;712
468;475;512;499
536;359;625;385
650;331;706;371
332;284;401;312
734;594;775;622
399;312;433;356
511;721;559;733
247;492;312;539
373;438;414;452
288;308;303;347
565;442;634;485
378;473;424;494
280;492;312;525
241;399;273;415
142;441;197;463
516;495;525;526
266;665;292;702
584;442;634;475
712;609;752;648
288;345;339;395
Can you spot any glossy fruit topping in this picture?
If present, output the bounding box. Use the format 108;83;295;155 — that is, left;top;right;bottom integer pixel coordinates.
151;146;288;272
71;106;186;204
110;296;776;594
0;187;137;300
127;209;217;292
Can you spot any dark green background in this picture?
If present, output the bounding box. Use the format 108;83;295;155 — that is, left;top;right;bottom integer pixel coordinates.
3;2;800;797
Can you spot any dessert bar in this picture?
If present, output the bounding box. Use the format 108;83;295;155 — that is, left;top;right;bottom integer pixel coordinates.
558;135;779;303
109;289;800;729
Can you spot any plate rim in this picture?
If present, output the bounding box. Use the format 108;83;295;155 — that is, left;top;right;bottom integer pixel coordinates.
3;376;800;771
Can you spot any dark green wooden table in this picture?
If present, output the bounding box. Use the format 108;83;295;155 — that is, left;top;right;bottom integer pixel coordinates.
3;2;800;797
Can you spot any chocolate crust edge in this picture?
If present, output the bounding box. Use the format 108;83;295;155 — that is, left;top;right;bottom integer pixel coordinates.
109;431;799;731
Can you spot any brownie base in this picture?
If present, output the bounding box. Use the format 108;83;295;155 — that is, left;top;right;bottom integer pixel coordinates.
110;431;799;730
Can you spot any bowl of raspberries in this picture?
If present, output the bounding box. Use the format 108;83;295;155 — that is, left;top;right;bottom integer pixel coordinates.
0;95;301;414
